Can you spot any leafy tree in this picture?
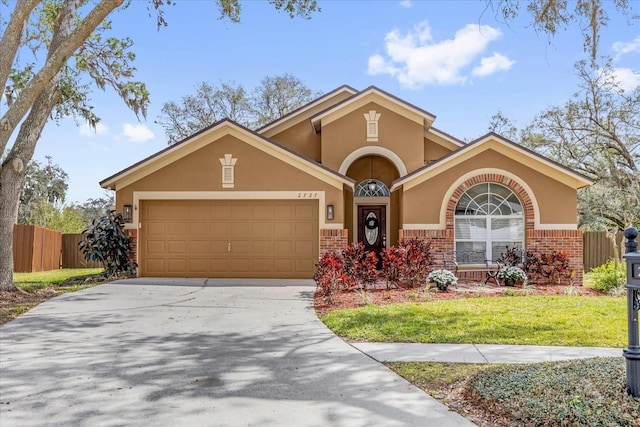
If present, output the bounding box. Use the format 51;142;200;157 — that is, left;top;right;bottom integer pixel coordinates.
0;0;320;292
18;156;69;225
156;74;319;144
486;0;637;64
490;59;639;232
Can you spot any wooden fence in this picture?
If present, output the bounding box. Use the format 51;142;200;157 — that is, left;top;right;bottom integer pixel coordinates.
61;234;102;269
583;231;624;272
12;226;101;272
13;224;62;272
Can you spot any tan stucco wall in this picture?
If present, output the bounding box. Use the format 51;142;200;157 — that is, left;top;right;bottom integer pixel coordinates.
424;137;454;163
402;149;578;225
268;120;321;162
116;134;344;224
346;155;400;188
320;102;425;173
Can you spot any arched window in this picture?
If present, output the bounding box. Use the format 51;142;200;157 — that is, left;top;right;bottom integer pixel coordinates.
454;183;524;261
355;179;390;197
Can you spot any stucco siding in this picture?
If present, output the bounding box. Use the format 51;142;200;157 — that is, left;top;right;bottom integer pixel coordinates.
116;134;344;224
320;102;425;173
402;149;578;226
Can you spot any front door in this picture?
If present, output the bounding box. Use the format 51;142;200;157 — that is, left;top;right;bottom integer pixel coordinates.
357;205;386;268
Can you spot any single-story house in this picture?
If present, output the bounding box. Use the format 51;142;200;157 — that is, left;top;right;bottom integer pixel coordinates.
100;85;593;281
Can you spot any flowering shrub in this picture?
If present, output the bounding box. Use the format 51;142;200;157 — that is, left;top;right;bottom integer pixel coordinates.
496;266;528;284
313;252;344;304
427;269;457;291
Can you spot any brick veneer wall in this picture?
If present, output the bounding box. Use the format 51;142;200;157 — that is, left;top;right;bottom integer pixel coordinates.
400;173;585;285
526;229;584;285
320;229;349;255
125;229;138;264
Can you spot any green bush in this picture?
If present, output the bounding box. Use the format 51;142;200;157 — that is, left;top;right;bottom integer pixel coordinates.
79;211;137;278
590;260;625;294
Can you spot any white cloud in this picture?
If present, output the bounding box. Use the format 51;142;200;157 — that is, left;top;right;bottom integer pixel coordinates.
367;21;510;88
472;53;515;77
399;0;412;8
79;122;108;137
122;123;154;143
611;67;640;92
612;36;640;61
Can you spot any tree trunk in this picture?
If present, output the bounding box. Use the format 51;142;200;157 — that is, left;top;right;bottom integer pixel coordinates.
0;81;61;291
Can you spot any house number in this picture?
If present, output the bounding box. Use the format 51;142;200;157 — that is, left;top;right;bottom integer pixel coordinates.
297;192;319;199
633;263;640;279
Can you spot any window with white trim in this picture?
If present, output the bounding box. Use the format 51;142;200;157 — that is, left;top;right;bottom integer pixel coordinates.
454;183;524;261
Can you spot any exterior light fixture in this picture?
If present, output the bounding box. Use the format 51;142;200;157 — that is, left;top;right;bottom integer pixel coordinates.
123;205;133;223
326;204;334;221
368;180;377;193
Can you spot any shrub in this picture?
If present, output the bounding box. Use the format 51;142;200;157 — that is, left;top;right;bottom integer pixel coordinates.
79;211;137;278
525;250;572;284
313;252;344;304
590;260;626;294
427;269;457;291
496;245;523;267
380;245;403;289
399;238;433;288
342;242;378;290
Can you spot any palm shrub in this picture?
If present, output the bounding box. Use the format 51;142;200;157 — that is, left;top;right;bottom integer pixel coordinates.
79;211;137;278
589;260;626;294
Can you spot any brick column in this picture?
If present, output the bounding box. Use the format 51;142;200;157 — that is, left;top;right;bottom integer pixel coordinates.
320;229;348;255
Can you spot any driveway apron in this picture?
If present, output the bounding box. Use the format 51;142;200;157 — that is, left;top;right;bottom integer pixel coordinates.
0;278;473;426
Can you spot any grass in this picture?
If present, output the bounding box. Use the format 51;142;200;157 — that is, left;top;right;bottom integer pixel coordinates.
1;268;105;325
321;295;627;347
387;358;640;427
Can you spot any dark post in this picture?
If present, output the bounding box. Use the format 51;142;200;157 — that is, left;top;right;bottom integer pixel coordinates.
623;227;640;397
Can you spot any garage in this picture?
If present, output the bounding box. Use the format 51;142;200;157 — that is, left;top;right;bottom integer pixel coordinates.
139;199;319;278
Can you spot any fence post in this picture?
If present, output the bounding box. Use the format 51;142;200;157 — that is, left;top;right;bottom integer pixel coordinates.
622;227;640;397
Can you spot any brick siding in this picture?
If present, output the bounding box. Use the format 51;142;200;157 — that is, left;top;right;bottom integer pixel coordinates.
320;229;349;255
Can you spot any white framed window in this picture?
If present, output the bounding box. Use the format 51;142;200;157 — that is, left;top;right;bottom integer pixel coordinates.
219;154;237;188
454;183;524;262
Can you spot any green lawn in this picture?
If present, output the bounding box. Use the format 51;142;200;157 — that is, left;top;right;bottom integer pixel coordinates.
321;296;627;347
2;268;105;325
13;268;104;292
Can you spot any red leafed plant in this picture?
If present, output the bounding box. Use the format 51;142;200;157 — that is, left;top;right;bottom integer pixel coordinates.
313;252;344;304
381;245;404;289
525;250;572;284
398;238;433;288
342;242;378;290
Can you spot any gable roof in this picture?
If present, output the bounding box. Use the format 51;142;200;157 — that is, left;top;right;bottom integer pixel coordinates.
257;85;358;137
310;86;437;133
425;126;466;150
100;119;355;191
391;132;594;191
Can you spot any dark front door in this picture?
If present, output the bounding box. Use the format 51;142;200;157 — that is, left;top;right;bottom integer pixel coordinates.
357;205;386;268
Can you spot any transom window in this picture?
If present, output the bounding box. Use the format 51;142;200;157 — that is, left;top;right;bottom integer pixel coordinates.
454;183;524;262
355;179;390;197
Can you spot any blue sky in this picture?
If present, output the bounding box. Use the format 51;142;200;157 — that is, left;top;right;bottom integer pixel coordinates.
17;0;640;203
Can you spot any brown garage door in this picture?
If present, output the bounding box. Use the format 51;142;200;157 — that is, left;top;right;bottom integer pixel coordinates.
140;199;319;278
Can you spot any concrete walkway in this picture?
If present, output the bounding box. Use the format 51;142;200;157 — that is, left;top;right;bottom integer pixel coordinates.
0;278;474;427
352;342;622;364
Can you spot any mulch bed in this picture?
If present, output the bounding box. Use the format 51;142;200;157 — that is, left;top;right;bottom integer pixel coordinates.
314;280;601;314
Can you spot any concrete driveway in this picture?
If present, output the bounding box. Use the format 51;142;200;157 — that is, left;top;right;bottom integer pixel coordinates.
0;278;473;426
